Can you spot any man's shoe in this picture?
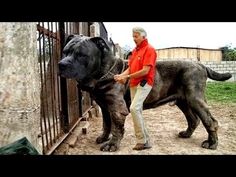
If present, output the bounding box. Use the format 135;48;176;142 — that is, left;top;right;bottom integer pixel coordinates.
133;142;152;151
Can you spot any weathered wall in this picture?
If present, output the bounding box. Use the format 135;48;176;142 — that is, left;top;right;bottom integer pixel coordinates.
0;23;41;153
157;47;222;62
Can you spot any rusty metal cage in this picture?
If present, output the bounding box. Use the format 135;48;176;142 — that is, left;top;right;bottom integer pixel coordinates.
37;22;94;155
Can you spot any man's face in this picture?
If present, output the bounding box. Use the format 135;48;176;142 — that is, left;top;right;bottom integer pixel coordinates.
133;32;145;46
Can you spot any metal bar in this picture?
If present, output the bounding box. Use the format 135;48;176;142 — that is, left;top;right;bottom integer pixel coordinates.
40;106;95;140
45;106;95;155
38;123;58;136
47;22;57;144
50;22;59;141
38;22;96;154
42;22;53;147
45;117;83;155
40;22;50;151
51;22;59;138
55;22;61;136
59;22;69;132
38;22;47;154
82;106;93;117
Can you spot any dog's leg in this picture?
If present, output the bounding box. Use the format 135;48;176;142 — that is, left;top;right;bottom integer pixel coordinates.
176;100;200;138
187;97;218;150
96;108;111;144
100;111;126;152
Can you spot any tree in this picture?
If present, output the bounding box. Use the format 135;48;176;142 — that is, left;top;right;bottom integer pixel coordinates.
219;44;236;61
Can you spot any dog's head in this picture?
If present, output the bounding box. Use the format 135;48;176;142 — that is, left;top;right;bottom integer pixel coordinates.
58;34;111;81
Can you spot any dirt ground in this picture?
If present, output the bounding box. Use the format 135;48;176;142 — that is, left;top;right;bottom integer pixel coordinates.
54;102;236;155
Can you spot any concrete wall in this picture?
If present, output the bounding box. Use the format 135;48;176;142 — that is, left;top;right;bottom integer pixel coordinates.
201;61;236;82
0;23;42;153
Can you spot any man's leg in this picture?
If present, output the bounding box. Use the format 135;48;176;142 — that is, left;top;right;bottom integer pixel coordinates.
130;84;152;145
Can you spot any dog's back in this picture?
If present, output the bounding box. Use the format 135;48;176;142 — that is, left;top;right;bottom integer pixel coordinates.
140;60;232;109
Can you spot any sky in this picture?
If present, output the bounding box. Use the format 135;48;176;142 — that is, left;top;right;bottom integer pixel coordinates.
103;22;236;50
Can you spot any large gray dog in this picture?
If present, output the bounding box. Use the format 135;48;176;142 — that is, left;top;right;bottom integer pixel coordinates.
58;35;232;152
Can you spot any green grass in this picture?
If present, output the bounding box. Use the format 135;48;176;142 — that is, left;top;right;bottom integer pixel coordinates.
205;82;236;103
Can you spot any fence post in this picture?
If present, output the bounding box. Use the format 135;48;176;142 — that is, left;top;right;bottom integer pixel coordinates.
0;22;42;153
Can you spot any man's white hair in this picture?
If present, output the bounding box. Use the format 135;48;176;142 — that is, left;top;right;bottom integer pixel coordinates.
132;27;147;37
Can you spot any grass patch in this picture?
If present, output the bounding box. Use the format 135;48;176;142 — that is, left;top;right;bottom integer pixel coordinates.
205;82;236;103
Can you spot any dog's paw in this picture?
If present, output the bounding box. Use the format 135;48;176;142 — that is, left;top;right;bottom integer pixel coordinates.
96;135;109;144
100;142;119;152
201;140;218;150
178;131;191;138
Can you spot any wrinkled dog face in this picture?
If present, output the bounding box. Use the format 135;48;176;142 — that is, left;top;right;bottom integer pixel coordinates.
58;35;103;80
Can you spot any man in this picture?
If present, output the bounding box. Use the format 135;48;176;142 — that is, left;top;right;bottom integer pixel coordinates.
114;27;157;150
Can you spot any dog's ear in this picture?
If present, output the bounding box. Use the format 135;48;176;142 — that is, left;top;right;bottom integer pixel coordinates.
90;37;111;52
65;34;75;45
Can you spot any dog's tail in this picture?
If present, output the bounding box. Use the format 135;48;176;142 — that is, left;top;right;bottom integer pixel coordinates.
200;64;232;81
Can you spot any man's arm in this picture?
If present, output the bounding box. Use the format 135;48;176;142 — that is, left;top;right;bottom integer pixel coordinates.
119;68;130;76
128;65;151;79
114;65;151;84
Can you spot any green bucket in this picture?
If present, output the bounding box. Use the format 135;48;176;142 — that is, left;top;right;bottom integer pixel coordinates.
0;137;40;155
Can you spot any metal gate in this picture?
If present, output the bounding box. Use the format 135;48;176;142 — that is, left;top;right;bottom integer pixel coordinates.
37;22;94;155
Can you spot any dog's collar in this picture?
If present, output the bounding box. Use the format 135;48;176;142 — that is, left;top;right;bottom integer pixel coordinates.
98;59;118;81
80;58;125;91
98;58;125;82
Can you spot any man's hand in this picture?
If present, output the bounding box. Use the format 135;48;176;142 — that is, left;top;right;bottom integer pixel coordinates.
114;74;128;84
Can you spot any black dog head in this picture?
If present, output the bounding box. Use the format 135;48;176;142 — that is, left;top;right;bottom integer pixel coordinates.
58;34;111;81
